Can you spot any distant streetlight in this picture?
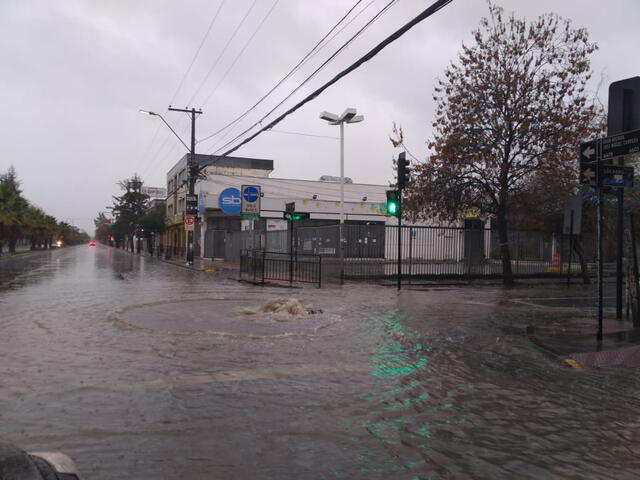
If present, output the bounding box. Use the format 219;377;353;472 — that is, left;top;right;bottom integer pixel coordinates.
319;108;364;281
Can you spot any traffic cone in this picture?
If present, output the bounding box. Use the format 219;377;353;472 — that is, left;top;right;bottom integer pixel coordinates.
548;252;561;272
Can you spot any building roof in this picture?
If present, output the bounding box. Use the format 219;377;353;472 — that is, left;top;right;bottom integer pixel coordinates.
167;154;273;178
199;174;389;203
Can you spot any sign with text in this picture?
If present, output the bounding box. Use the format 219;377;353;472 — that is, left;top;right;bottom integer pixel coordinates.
241;185;261;215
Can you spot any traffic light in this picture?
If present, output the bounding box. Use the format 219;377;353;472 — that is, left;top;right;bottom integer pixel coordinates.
285;202;295;214
386;190;400;217
397;151;411;189
283;212;310;221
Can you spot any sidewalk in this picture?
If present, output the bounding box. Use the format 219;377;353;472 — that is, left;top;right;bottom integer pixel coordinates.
114;246;240;274
527;317;640;369
163;254;240;274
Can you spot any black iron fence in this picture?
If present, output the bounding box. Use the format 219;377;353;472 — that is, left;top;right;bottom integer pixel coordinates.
239;249;322;287
230;224;600;283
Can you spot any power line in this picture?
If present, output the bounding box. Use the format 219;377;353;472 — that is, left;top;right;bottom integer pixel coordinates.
196;0;367;145
211;0;400;155
267;129;339;140
199;0;280;109
217;0;453;158
169;0;227;106
204;0;395;154
203;0;392;155
187;0;258;107
138;0;225;176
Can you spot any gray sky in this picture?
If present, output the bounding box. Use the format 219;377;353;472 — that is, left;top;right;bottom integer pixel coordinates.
1;0;638;234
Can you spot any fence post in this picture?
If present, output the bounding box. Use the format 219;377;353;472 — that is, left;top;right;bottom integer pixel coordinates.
318;255;322;288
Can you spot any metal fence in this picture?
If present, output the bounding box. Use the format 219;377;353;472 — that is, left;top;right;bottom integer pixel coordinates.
230;224;599;283
239;249;322;287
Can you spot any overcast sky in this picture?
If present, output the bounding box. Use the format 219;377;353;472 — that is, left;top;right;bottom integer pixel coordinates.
1;0;638;234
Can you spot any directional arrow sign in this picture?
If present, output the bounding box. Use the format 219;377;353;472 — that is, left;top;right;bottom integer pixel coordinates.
580;162;597;186
580;140;597;161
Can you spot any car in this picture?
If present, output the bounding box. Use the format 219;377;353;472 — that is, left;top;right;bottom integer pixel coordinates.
0;441;81;479
89;241;96;247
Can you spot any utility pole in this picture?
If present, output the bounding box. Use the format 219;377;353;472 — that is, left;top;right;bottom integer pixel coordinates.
168;106;202;265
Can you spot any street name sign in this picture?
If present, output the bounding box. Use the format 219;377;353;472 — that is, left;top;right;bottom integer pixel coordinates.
600;165;634;188
241;185;261;215
580;129;640;163
601;129;640;160
580;162;634;188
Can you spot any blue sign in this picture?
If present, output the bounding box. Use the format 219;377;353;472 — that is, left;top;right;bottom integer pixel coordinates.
198;190;206;214
242;186;260;203
218;188;241;215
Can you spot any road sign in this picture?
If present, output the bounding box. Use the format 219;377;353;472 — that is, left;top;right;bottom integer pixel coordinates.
241;185;261;215
563;195;582;235
184;215;195;231
580;140;597;161
218;188;241;215
600;129;640;159
580;162;597;186
581;129;640;163
600;165;634;188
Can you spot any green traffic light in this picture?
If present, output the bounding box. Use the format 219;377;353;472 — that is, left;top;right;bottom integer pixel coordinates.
387;202;398;215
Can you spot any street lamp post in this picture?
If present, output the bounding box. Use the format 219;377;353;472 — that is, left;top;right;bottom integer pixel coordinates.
140;107;202;265
319;108;364;282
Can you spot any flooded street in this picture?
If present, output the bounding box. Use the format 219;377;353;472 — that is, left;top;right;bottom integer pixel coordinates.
2;245;640;479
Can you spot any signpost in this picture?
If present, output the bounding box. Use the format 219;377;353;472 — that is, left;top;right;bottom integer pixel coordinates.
579;131;637;345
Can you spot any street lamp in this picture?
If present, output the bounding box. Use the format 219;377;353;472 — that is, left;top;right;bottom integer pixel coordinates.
320;108;364;281
140;106;201;265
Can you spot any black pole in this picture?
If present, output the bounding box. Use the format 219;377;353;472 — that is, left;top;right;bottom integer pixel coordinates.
631;214;640;327
289;218;294;286
616;185;624;319
397;191;402;291
597;140;604;345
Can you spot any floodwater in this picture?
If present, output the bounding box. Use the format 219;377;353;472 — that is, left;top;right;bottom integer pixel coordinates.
1;245;640;479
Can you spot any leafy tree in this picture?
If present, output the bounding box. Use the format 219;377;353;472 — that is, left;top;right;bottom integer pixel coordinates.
94;212;113;244
138;204;166;254
109;175;148;251
405;3;602;284
0;166;29;253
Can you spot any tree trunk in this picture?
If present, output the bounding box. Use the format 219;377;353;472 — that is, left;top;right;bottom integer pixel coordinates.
8;238;16;253
497;208;514;285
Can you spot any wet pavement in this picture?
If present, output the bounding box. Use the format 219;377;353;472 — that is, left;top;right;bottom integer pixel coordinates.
1;245;640;479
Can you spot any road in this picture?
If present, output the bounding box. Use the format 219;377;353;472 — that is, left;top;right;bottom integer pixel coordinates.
1;245;639;479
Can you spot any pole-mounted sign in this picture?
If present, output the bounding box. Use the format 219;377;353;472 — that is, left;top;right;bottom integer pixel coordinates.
241;185;261;215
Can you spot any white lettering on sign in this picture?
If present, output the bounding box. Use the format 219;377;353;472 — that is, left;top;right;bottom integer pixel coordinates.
221;197;241;205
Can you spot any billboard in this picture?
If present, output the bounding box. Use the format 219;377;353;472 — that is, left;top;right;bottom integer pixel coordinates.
141;186;167;199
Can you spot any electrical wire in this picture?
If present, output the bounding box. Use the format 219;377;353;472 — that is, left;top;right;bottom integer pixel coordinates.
215;0;454;159
169;0;227;106
196;0;367;145
187;0;258;107
267;129;339;140
199;0;280;109
210;0;399;155
204;0;396;155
